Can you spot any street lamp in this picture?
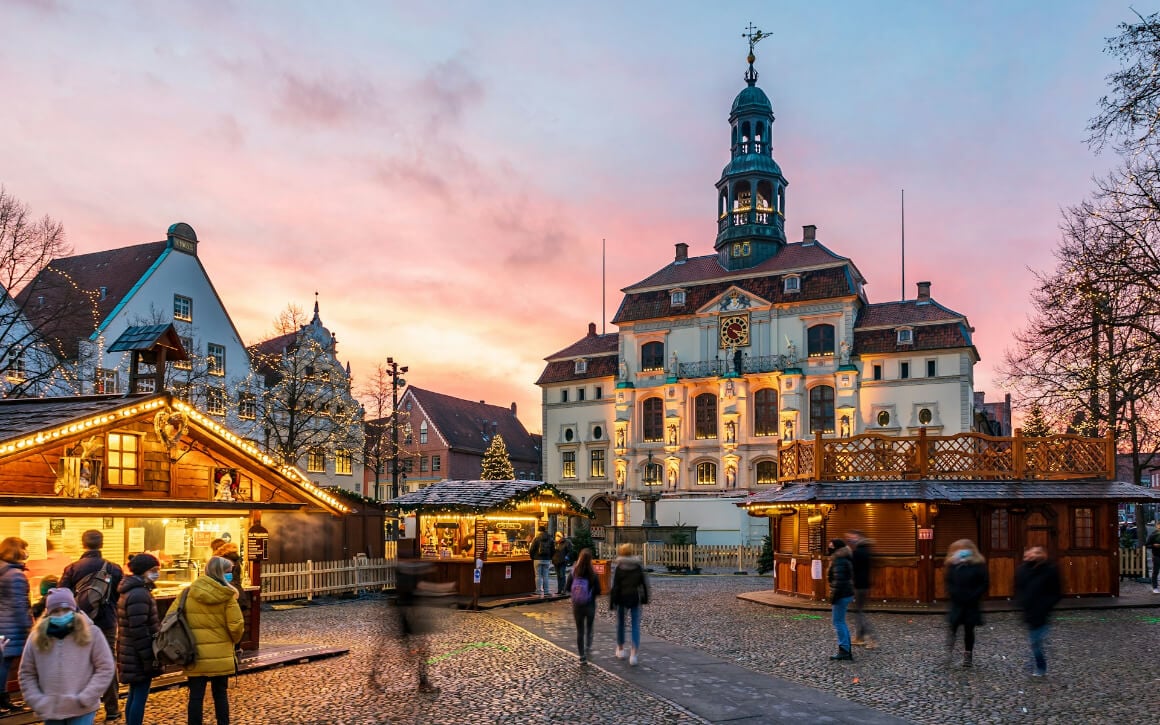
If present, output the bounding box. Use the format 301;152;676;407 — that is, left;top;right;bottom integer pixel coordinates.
639;451;662;527
386;357;408;500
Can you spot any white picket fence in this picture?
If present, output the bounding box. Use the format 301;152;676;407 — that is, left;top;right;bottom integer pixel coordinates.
262;546;398;601
596;542;763;572
1120;547;1148;580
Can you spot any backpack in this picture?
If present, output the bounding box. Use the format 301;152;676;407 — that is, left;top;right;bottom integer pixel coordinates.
154;588;197;666
74;562;111;617
570;575;592;606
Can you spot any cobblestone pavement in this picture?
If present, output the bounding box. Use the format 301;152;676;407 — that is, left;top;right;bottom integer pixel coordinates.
123;595;705;725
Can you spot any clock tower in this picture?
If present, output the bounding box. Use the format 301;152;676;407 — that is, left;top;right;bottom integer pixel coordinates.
714;30;788;271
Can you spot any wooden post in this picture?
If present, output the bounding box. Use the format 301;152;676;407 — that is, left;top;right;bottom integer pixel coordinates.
306;559;314;602
737;543;744;572
917;427;929;478
1013;427;1026;480
813;430;824;481
1105;428;1116;481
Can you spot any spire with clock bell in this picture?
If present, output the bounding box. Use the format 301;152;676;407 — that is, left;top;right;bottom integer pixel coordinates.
715;24;789;271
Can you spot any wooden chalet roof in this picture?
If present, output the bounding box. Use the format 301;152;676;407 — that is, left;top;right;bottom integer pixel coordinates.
390;479;590;516
107;324;189;360
401;387;541;462
739;480;1160;509
0;395;140;441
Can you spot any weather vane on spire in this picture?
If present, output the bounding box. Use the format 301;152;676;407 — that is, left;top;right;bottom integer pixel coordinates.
741;23;769;85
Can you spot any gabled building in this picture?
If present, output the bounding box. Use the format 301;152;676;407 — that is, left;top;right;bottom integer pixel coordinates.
0;282;76;398
17;223;259;429
538;46;981;544
368;386;541;497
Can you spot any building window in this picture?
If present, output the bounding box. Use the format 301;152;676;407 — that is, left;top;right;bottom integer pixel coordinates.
591;449;606;478
873;364;882;381
918;407;933;425
877;410;891;427
207;343;225;376
307;450;326;473
753;388;778;436
564;428;575;442
641;341;665;371
419;456;427;473
671;290;686;306
206;387;226;416
593;425;603;440
809;385;835;434
432;455;441;472
900;362;910;379
238;392;256;420
897;328;914;345
336;450;353;475
990;509;1010;551
642;397;664;442
95;368;119;394
4;346;26;382
1073;507;1095;548
695;393;718;439
578;387;586;402
807;324;835;357
756;460;778;484
561;389;569;403
173;294;192;322
575;359;588;374
404;458;414;473
174;336;193;370
644;461;663;486
784;275;800;293
594;386;602;400
420;421;428;444
927;359;937;377
106;432;141;486
696;461;717;485
562;451;577;480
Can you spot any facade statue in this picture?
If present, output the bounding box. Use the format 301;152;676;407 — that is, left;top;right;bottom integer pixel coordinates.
839;340;851;365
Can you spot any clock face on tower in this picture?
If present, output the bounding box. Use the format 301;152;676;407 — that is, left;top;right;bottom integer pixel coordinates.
719;314;750;348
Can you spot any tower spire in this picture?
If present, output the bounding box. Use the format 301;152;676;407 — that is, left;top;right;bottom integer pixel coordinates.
741;23;770;86
312;291;321;324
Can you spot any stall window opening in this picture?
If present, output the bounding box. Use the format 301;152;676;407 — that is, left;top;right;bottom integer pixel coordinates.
106;432;141;486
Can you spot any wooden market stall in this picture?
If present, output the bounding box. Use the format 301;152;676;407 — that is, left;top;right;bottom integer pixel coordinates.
740;429;1160;603
390;480;591;597
0;390;352;690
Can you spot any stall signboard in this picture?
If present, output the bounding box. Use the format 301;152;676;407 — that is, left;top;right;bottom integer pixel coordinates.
474;520;488;561
918;528;934;540
473;569;481;584
504;565;511;579
247;524;269;561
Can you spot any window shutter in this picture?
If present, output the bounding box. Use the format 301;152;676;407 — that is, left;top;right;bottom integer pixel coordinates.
826;503;916;555
933;506;978;555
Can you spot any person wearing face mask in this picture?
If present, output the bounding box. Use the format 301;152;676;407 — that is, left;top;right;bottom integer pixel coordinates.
116;554;162;725
17;587;114;725
0;537;32;714
944;539;990;668
183;556;244;725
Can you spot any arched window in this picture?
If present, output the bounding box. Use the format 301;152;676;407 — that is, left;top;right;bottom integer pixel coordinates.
641;342;664;371
756;460;778;484
809;385;835;434
695;393;718;439
642;397;664;442
419;420;428;444
734;181;752;210
740;121;751;152
807;324;835;357
753;388;778;436
697;461;717;485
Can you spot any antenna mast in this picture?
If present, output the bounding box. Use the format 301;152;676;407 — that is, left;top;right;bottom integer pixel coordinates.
900;189;906;301
602;238;606;334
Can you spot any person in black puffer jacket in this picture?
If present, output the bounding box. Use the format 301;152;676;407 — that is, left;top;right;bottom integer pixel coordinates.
827;538;855;661
944;539;990;668
0;537;32;713
1014;546;1062;677
609;544;649;666
117;553;162;725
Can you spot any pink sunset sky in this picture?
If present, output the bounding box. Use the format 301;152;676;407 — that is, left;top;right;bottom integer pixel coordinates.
0;1;1131;433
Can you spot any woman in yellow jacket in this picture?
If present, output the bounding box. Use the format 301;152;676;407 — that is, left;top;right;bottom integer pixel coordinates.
184;556;244;725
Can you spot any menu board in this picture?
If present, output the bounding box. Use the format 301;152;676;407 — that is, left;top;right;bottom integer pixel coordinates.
474;519;488;562
20;522;47;561
164;526;187;556
128;527;145;554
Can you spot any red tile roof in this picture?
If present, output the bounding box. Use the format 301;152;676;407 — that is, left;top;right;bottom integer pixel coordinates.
855;300;966;328
622;242;852;292
536;354;618;386
545;332;618;361
402;386;541;463
17;241;169;358
853;322;973;355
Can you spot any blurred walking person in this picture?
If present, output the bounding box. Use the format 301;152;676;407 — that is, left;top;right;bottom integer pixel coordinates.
944;539;989;668
184;556;244;725
117;554;162;725
553;531;572;595
610;543;649;666
394;559;440;693
528;527;554;597
18;588;115;725
1014;546;1062;677
846;529;876;649
827;538;855;661
564;549;600;664
0;537;32;714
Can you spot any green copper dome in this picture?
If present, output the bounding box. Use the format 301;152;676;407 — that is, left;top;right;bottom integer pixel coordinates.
730;84;773;118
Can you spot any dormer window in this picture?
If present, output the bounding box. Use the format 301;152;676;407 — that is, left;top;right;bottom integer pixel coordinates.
574;359;588;374
670;289;686;307
784;275;801;293
897;328;914;345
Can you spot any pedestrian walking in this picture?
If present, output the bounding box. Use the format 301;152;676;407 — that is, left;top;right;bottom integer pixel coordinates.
564;548;600;664
827;538;855;661
1014;546;1062;677
528;527;554;597
393;559;441;693
944;539;989;668
0;537;32;714
18;587;115;725
117;554;162;725
58;529;123;721
184;556;245;725
609;543;649;666
553;531;573;595
846;529;876;649
1146;526;1160;593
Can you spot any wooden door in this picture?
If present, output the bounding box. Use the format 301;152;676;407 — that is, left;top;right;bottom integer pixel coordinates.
1024;511;1056;556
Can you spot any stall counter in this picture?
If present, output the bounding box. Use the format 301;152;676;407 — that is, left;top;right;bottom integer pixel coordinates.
424;557;535;597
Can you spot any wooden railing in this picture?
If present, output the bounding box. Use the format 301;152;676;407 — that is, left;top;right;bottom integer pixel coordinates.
596;542;764;572
778;429;1115;482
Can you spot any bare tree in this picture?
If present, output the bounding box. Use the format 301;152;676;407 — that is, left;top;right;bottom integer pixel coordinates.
1089;10;1160;156
357;362;415;500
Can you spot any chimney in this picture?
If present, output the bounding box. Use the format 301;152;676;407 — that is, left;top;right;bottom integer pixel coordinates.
674;242;688;263
480;400;485;405
511;402;517;415
587;322;597;337
916;281;931;304
802;225;817;244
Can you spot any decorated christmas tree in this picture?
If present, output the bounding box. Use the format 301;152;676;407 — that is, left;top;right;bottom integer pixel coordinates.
481;434;515;480
757;534;774;574
1021;402;1051;438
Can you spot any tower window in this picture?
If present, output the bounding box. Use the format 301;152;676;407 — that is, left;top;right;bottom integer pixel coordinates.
807;324;835;357
641;342;665;371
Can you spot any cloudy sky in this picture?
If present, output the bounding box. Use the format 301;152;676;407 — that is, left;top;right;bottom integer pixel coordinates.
0;1;1132;432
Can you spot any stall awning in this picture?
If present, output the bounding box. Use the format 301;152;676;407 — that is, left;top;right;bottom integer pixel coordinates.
390;480;592;517
738;480;1160;510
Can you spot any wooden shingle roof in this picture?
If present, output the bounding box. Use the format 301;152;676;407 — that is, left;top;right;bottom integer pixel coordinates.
390;479;591;516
